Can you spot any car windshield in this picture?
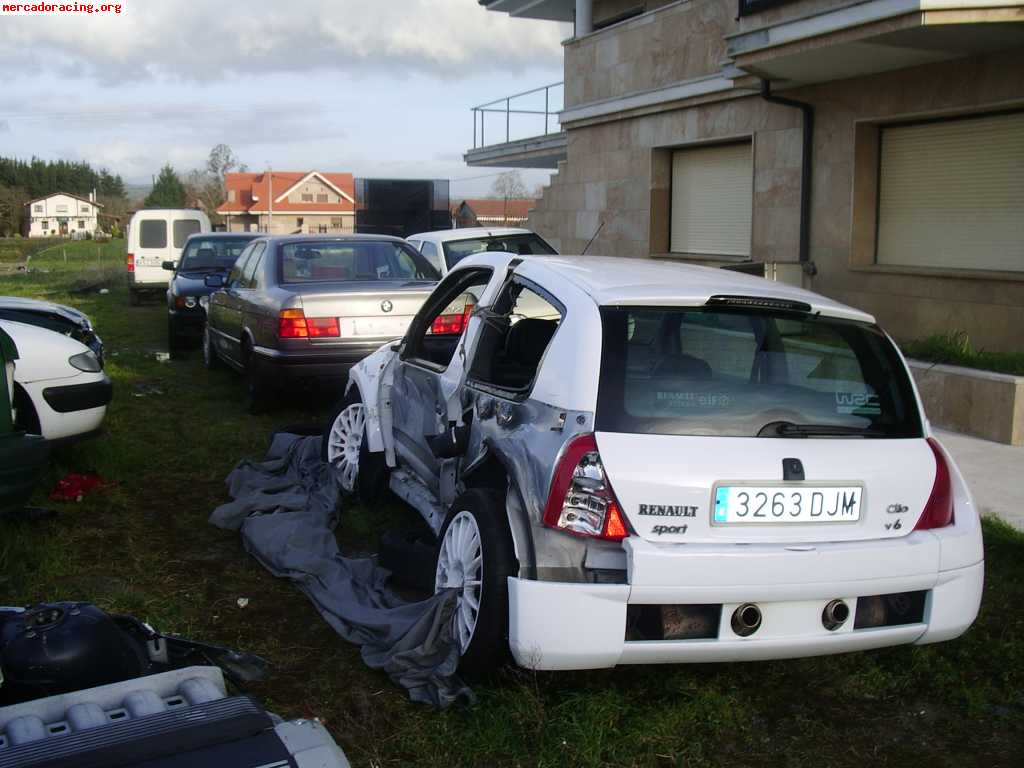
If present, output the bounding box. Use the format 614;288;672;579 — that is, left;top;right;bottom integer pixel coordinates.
441;234;556;269
179;237;254;272
280;241;439;283
596;307;921;438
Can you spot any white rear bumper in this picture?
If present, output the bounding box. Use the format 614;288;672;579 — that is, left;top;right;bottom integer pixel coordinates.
507;536;983;670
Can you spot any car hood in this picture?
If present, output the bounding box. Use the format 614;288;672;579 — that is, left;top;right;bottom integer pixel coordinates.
0;296;91;330
0;320;91;383
171;272;224;297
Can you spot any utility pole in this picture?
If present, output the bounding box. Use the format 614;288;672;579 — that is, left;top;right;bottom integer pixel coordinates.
266;162;273;234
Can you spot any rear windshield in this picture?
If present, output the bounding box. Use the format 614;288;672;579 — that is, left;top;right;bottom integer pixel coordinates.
139;220;167;249
173;219;202;248
179;237;254;272
597;307;921;438
442;234;555;269
280;241;438;284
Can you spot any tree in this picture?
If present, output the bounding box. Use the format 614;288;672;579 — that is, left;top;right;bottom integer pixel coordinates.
206;144;246;188
490;170;528;202
185;145;247;224
144;165;186;208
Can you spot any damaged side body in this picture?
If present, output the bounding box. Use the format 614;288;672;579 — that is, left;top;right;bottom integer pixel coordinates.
346;254;620;585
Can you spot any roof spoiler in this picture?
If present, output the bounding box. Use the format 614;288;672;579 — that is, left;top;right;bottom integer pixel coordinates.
706;295;812;313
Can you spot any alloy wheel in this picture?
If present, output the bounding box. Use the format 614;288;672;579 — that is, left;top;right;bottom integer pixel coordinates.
435;510;483;653
326;403;366;492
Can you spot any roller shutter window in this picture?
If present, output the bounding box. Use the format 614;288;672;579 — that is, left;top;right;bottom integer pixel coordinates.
670;142;752;257
877;112;1024;272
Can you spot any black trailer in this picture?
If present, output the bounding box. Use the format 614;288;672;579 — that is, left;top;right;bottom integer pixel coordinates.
354;178;451;238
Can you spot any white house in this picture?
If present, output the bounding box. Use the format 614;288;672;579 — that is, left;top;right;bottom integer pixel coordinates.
25;192;103;238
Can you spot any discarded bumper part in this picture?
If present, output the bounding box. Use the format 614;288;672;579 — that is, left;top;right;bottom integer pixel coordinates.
41;376;113;413
209;432;473;709
506;559;983;669
0;666;350;768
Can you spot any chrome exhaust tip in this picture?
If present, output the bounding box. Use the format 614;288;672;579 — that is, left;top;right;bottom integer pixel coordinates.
822;599;850;631
731;603;762;637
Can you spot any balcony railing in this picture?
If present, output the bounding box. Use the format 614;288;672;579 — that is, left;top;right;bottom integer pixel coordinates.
471;82;564;149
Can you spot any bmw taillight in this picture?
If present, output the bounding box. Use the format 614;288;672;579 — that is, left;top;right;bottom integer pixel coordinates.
429;303;474;335
127;253;135;273
277;309;340;339
914;438;954;530
543;433;629;541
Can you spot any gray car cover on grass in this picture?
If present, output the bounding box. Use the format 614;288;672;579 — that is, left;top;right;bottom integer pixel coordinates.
208;432;473;709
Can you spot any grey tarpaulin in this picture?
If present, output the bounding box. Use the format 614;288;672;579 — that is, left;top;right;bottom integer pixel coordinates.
208;432;473;709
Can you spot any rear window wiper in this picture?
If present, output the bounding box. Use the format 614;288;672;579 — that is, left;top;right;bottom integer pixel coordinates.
756;420;886;438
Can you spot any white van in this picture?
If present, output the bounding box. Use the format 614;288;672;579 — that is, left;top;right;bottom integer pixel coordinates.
126;209;211;304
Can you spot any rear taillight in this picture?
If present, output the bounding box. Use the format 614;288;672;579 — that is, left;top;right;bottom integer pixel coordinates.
174;296;186;309
277;309;340;339
127;253;135;273
543;433;628;541
914;438;954;530
429;304;474;335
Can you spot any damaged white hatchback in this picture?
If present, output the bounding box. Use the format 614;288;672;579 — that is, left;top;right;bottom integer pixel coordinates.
323;253;984;673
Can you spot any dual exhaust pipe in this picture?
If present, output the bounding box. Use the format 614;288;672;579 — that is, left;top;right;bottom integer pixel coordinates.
730;599;850;637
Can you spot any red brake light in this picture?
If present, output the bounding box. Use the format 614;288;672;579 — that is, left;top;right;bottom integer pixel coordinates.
127;253;135;273
543;433;629;541
278;309;308;338
277;309;340;339
429;303;474;335
914;437;954;530
174;296;186;309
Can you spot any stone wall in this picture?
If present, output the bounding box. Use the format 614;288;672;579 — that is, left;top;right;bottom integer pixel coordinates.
564;0;737;108
530;47;1024;352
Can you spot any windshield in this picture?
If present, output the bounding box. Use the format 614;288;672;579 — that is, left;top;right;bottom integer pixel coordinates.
280;241;439;284
596;307;921;438
441;233;556;269
179;237;255;272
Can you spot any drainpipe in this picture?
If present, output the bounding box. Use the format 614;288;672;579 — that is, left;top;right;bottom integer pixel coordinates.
759;79;816;276
575;0;592;36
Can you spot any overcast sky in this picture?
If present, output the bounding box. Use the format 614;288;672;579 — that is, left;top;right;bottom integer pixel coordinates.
0;0;568;197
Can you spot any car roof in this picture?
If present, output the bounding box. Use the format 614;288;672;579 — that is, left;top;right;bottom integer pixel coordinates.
254;234;407;245
457;254;875;324
184;232;259;240
408;227;533;242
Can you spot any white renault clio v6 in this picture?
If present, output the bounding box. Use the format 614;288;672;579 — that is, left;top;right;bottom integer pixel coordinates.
325;254;984;672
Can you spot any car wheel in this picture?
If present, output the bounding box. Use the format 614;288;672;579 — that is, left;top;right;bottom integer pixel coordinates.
244;352;273;414
322;389;387;502
202;325;221;370
435;489;517;675
168;319;183;360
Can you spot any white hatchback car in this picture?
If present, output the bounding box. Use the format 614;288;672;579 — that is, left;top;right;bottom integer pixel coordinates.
406;227;556;276
1;320;112;443
324;254;984;673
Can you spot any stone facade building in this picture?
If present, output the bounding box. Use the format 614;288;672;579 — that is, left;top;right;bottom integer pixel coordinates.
476;0;1024;352
217;171;355;236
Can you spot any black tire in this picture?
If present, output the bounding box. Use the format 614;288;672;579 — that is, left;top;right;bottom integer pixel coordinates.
202;324;221;370
244;349;273;415
129;290;141;307
436;488;517;675
168;318;184;360
321;388;387;504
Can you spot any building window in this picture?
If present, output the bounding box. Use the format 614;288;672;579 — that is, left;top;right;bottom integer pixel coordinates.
40;220;49;229
316;193;328;203
56;204;68;213
330;217;343;229
82;204;90;213
875;111;1024;273
317;224;328;234
302;193;314;202
296;217;304;228
78;220;86;229
670;142;752;257
33;204;43;213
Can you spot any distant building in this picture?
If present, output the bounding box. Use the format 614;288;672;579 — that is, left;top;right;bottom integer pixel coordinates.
216;171;356;235
25;192;102;238
453;198;535;228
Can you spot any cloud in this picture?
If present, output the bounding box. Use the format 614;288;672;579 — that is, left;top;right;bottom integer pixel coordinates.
0;0;568;83
0;119;9;133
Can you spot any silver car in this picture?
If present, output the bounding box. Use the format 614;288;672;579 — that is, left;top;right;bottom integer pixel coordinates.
203;235;439;410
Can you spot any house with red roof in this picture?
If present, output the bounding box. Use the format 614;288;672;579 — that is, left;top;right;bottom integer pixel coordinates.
452;198;535;229
216;171;355;235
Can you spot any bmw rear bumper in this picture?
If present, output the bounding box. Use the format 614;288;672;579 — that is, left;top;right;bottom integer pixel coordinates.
507;531;984;670
251;343;383;386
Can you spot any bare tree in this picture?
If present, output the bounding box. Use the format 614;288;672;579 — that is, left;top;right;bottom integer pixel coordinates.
490;170;528;201
187;144;248;224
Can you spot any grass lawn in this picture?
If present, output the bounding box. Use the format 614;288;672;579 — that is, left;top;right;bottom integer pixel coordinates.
2;244;1022;767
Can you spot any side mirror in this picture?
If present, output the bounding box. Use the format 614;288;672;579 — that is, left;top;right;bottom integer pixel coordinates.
161;261;175;271
204;274;226;289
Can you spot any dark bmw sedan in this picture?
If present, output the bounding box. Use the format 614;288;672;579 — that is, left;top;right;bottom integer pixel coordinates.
165;232;260;356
